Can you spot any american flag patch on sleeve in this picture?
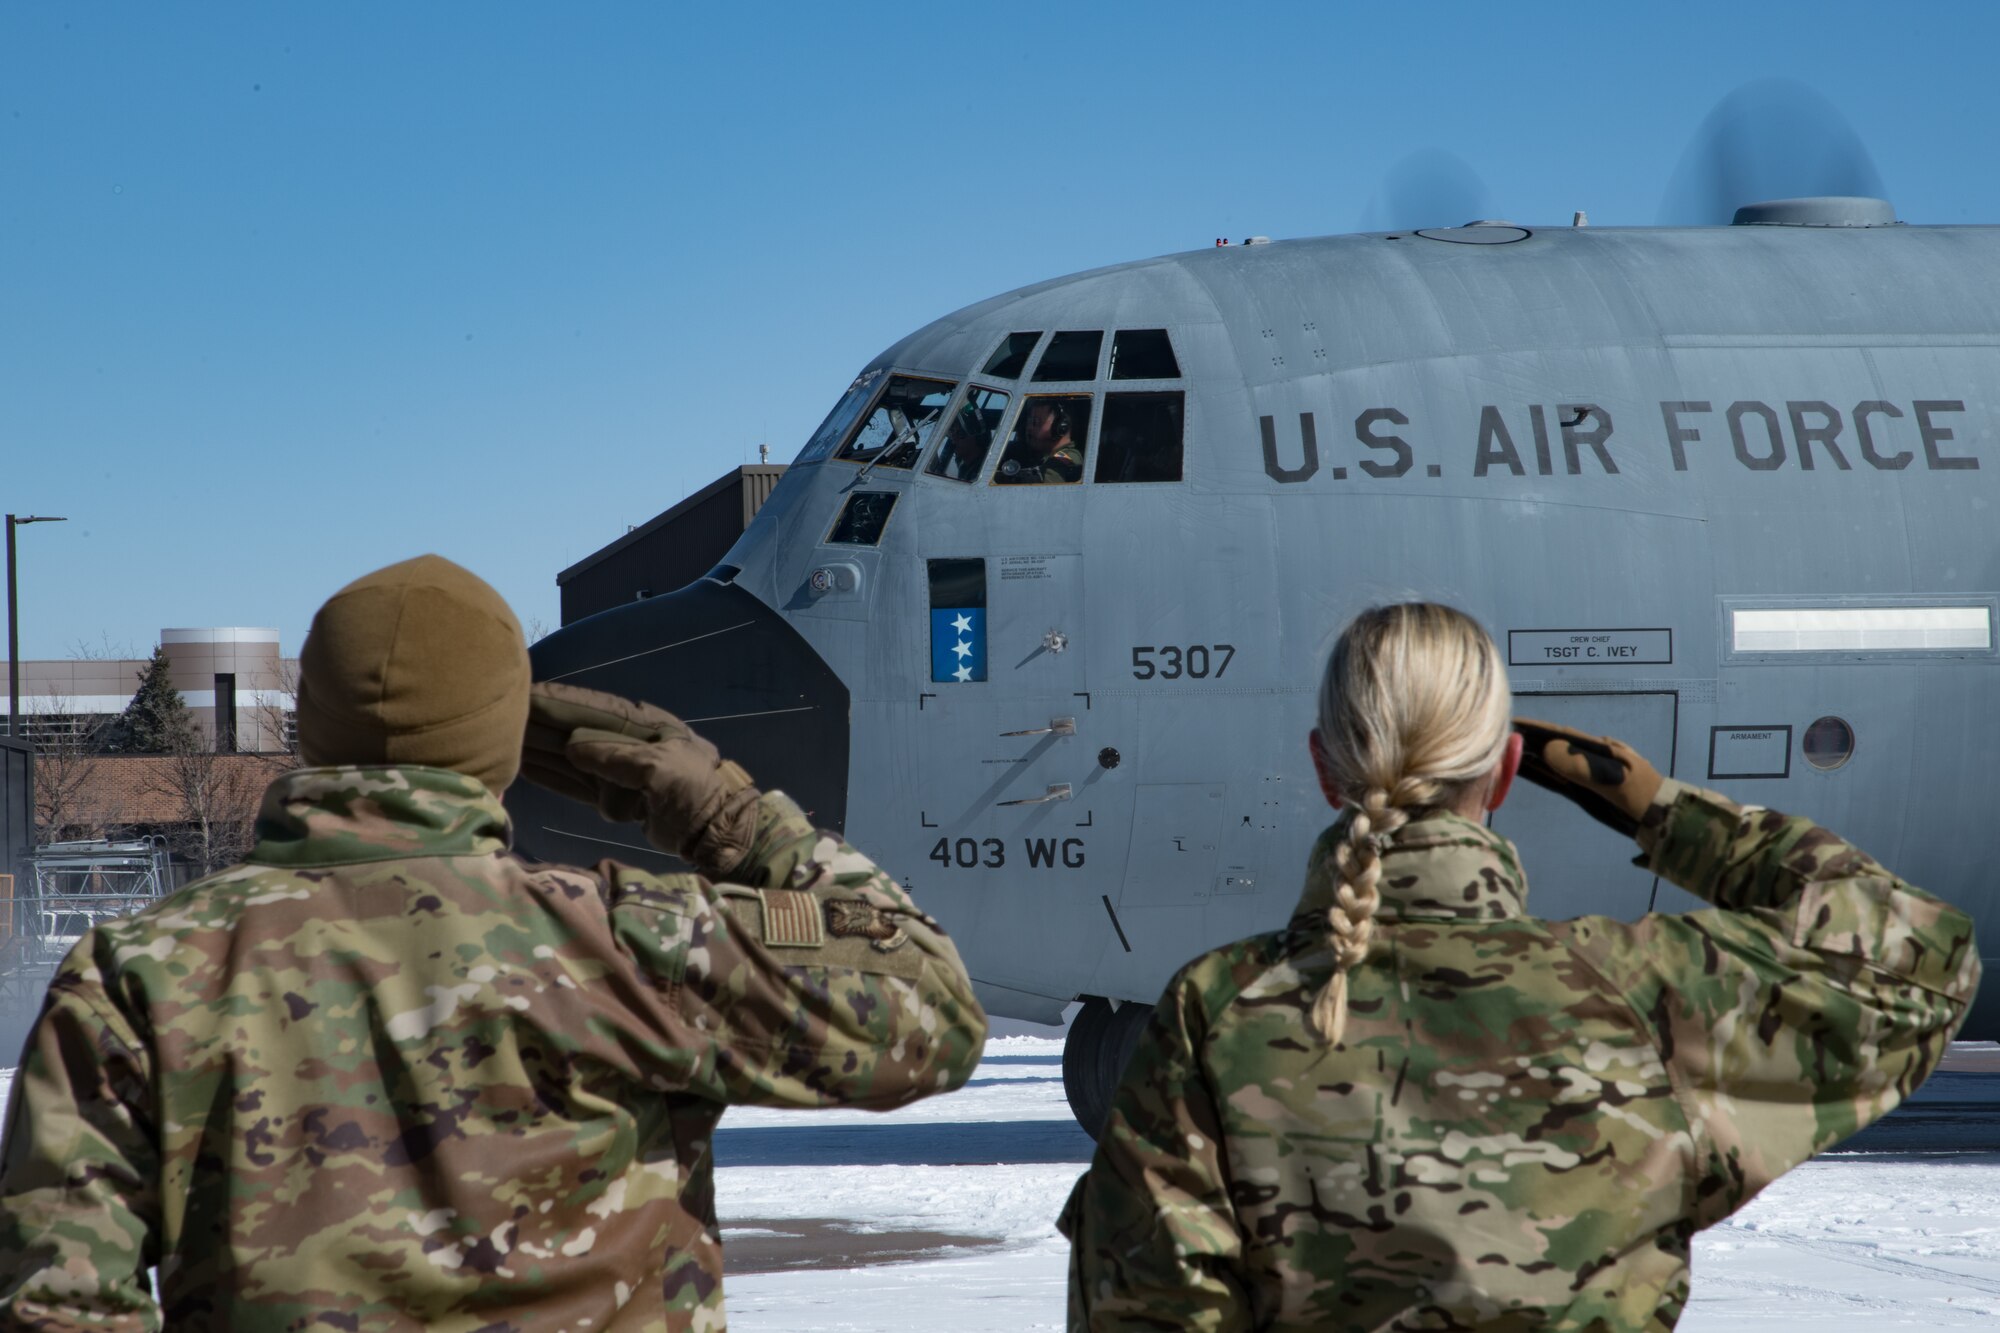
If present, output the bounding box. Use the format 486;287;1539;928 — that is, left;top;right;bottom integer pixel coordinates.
758;888;827;948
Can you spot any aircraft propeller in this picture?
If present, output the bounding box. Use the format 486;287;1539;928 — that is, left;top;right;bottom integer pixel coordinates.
1657;78;1886;225
1360;149;1493;232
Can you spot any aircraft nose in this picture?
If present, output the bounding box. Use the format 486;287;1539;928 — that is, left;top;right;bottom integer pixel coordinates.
506;575;850;872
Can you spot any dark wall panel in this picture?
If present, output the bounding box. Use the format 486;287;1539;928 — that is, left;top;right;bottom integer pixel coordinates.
561;483;743;624
0;739;32;883
558;467;788;625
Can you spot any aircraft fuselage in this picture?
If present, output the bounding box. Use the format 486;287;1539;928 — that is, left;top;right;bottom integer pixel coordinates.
518;213;2000;1054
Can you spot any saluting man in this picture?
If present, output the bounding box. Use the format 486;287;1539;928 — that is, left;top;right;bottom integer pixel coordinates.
0;554;986;1330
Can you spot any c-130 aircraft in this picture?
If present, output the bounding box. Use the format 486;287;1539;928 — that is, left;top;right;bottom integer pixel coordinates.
514;189;1998;1133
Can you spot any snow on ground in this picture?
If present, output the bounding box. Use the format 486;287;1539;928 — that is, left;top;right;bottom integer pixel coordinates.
4;1039;2000;1330
714;1037;1074;1331
1690;1156;2000;1327
713;1038;2000;1332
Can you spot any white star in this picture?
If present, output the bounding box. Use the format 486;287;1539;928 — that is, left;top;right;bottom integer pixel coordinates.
953;663;973;682
953;638;972;660
951;612;974;635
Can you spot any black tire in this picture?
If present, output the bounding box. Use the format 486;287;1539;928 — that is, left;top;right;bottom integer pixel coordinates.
1099;999;1154;1104
1063;995;1158;1140
1062;996;1115;1136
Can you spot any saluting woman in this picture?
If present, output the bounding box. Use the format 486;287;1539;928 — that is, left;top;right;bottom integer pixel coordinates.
1060;602;1980;1332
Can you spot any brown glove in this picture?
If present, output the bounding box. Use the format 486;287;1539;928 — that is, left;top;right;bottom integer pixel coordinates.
523;681;760;875
1511;718;1665;839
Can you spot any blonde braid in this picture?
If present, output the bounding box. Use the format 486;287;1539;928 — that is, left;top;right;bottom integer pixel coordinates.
1307;602;1513;1046
1309;788;1408;1043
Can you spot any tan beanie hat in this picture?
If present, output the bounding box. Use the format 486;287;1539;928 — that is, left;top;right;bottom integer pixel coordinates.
296;554;530;794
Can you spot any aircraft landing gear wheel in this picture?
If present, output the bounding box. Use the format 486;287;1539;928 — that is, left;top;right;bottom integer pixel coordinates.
1062;998;1113;1135
1062;995;1156;1139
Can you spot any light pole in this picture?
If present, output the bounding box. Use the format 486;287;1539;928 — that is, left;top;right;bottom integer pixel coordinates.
7;514;68;740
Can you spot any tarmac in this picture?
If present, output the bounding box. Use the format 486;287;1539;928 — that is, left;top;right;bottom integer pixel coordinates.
1837;1040;2000;1153
724;1220;1001;1275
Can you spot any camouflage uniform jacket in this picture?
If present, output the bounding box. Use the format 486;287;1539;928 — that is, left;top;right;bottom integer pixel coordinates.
1041;441;1085;483
0;764;987;1332
1061;779;1980;1331
1000;441;1083;484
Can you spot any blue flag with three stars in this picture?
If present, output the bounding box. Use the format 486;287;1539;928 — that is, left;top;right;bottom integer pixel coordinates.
931;607;987;683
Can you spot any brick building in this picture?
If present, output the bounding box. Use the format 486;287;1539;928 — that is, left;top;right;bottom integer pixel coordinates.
4;627;297;754
3;628;299;870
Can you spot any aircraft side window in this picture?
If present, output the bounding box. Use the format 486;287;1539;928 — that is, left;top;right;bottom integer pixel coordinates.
1109;329;1181;380
1031;331;1104;382
795;369;886;464
994;394;1092;486
826;491;899;545
1094;392;1185;483
981;332;1043;379
834;375;958;469
926;386;1010;483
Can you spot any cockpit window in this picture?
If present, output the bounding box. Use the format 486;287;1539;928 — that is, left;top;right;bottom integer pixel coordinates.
927;386;1009;482
795;369;886;464
981;332;1042;379
994;394;1092;485
1109;329;1181;379
1031;331;1104;382
1095;391;1184;483
834;375;958;469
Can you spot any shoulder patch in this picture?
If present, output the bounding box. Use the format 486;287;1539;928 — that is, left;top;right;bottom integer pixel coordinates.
759;888;826;948
826;898;904;945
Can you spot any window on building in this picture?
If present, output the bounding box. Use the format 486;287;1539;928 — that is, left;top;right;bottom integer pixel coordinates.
981;332;1042;379
926;387;1010;482
1109;329;1181;380
214;674;237;753
1031;331;1104;382
994;395;1092;485
834;375;959;468
19;713;113;748
1094;391;1185;482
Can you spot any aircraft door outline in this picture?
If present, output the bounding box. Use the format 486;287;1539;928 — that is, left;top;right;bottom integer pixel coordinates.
915;552;1095;814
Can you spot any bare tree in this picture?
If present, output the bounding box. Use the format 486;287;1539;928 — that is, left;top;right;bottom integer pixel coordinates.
246;657;301;760
30;637;148;844
69;633;137;663
145;735;278;877
29;692;115;844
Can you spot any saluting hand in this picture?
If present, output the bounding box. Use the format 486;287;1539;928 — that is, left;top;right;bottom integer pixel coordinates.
523;681;760;874
1511;717;1665;839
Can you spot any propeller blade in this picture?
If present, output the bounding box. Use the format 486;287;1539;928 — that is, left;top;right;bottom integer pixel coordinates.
1659;79;1885;225
1362;150;1491;232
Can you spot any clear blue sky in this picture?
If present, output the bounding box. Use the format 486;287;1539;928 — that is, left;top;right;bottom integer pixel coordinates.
3;2;1995;659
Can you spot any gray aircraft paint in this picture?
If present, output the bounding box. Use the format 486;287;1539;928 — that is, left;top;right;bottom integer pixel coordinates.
518;207;1998;1066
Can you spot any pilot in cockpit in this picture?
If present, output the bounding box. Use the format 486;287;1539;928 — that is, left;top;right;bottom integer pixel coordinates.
933;403;990;481
994;399;1083;484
